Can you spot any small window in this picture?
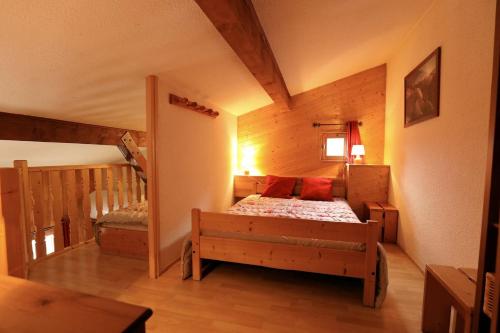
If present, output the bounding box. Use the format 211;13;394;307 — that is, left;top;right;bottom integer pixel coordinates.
321;132;347;161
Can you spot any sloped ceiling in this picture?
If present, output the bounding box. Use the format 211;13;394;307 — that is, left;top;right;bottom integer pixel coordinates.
0;0;434;166
252;0;434;95
0;0;272;131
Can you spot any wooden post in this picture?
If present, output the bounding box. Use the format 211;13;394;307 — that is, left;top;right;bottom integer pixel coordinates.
106;167;114;212
62;170;79;246
14;161;32;269
363;220;378;307
116;167;124;209
30;172;46;259
0;175;7;275
77;169;92;241
49;171;64;252
191;208;202;281
146;75;159;279
135;172;142;203
94;169;103;218
126;165;133;206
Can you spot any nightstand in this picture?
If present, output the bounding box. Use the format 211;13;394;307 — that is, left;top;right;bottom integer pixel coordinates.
364;201;398;243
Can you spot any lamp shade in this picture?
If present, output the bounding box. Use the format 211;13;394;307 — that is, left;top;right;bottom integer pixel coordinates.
351;144;365;156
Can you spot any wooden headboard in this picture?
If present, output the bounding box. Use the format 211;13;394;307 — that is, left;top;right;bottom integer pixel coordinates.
234;175;346;199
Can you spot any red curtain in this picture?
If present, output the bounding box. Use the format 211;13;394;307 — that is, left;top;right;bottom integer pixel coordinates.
346;121;361;163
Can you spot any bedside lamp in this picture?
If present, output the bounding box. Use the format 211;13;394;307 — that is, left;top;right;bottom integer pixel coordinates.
351;145;365;163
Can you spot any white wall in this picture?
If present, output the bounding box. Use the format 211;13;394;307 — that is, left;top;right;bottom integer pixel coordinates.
0;141;129;167
385;0;496;269
156;79;237;270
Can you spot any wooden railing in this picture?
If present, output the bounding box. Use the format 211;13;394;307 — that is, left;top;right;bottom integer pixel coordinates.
14;161;146;263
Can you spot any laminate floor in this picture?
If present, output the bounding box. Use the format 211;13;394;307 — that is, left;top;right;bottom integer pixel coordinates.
29;243;424;333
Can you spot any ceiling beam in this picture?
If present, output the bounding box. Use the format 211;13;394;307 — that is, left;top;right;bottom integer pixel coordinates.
0;112;146;147
195;0;291;109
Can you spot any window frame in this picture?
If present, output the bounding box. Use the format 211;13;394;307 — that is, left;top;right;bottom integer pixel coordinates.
320;131;348;162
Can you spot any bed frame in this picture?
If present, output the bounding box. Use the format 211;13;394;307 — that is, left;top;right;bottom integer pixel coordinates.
191;176;380;307
97;226;148;259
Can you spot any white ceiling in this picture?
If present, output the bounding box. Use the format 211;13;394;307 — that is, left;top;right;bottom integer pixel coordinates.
252;0;434;95
0;0;272;131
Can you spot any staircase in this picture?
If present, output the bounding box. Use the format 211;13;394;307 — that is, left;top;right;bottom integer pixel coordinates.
118;132;147;183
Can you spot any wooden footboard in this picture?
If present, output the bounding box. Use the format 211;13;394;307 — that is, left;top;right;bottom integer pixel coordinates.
191;208;379;307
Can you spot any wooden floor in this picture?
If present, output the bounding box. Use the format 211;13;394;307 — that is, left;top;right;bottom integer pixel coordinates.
29;243;424;333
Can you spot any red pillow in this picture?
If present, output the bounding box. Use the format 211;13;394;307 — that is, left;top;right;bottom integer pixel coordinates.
300;177;333;201
261;175;296;199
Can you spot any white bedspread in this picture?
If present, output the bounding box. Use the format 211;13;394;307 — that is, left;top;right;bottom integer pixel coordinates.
228;195;360;222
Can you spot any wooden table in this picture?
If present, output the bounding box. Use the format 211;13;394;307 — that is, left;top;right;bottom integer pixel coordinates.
422;265;476;333
0;275;153;333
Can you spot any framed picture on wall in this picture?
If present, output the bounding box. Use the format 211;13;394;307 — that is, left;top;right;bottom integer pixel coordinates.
404;47;441;127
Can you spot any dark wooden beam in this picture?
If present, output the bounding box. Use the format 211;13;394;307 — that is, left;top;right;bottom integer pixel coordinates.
0;112;146;147
195;0;291;109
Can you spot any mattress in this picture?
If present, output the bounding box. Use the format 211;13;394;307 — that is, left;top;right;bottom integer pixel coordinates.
96;201;148;227
228;194;360;222
94;202;148;244
202;195;365;251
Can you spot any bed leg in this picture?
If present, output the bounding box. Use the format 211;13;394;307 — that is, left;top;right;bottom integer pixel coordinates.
192;208;202;281
363;220;378;307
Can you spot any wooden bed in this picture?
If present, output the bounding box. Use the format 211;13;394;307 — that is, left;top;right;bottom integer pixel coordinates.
191;176;380;307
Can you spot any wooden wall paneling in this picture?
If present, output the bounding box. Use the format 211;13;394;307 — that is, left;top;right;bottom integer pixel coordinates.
126;165;133;206
237;65;386;177
135;171;142;203
146;74;159;278
0;168;27;277
14;161;33;264
94;169;104;219
0;111;147;146
195;0;291;109
116;167;124;209
30;172;46;259
346;164;390;218
106;167;114;213
49;171;64;252
62;170;79;246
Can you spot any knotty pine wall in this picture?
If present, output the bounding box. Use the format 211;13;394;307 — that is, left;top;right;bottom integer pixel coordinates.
238;65;386;177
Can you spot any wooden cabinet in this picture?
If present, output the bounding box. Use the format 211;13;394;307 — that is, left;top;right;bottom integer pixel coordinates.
346;164;390;219
364;202;398;243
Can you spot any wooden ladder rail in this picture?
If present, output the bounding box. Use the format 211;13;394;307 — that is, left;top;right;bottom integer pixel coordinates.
118;131;147;183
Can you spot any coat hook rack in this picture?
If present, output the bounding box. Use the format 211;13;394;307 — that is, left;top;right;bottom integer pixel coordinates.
312;121;362;128
169;94;220;118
